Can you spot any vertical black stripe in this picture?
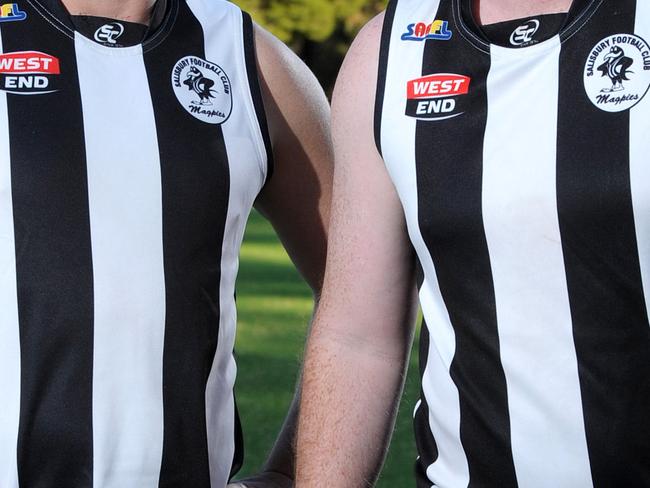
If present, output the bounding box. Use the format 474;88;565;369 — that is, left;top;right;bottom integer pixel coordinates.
558;1;650;485
414;263;439;487
3;7;95;487
242;11;273;184
374;0;397;156
414;2;517;486
229;394;245;480
414;321;439;488
143;3;230;487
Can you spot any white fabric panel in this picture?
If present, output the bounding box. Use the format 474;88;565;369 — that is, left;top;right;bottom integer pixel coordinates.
0;29;21;488
75;35;166;488
380;1;470;486
185;1;269;486
631;3;650;324
482;41;593;488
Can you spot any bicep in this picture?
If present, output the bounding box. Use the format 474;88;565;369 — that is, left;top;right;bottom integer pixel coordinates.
317;14;418;352
252;23;334;294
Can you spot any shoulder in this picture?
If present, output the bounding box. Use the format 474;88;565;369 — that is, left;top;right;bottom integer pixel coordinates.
344;11;386;69
251;23;329;145
332;12;386;129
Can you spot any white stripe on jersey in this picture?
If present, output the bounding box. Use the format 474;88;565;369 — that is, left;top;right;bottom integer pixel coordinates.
482;41;593;488
75;34;166;488
0;29;21;488
186;2;270;486
631;2;650;325
380;2;470;486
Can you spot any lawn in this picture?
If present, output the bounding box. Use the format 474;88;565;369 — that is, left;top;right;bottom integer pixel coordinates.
234;211;421;486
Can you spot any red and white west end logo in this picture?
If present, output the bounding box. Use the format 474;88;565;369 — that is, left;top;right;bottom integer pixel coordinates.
406;73;470;120
0;51;61;95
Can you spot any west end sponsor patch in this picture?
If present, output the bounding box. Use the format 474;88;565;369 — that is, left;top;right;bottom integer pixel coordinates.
584;33;650;112
0;3;26;22
0;51;60;95
405;73;470;120
172;56;232;125
401;20;452;42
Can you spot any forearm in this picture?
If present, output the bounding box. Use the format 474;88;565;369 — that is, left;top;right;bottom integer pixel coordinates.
261;299;319;482
296;323;412;487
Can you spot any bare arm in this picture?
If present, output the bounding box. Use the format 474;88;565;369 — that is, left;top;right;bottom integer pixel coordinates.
253;24;333;292
229;23;334;488
296;13;419;487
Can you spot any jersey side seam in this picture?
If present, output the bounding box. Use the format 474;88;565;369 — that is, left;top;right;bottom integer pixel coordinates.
375;0;398;157
240;10;273;187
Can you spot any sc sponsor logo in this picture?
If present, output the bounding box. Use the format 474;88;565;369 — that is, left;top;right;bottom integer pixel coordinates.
401;20;452;42
405;73;470;120
94;22;125;45
509;19;540;47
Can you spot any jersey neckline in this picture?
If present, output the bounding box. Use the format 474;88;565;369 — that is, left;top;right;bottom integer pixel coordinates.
26;0;178;54
452;0;605;54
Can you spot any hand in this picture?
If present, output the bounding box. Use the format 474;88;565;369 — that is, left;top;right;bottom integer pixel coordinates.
227;471;293;488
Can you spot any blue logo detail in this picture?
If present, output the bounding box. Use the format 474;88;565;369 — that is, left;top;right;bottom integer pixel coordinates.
0;4;26;22
401;20;452;41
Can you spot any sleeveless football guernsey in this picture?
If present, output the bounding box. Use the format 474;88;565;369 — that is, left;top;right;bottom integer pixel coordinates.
0;0;272;487
376;0;650;486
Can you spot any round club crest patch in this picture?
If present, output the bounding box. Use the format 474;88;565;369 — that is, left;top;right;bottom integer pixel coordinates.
172;56;232;124
584;33;650;112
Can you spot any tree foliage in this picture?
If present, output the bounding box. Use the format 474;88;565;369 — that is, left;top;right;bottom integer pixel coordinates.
234;0;386;44
232;0;387;92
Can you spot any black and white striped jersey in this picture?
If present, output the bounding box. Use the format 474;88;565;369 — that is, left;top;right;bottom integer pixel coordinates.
0;0;272;487
376;0;650;486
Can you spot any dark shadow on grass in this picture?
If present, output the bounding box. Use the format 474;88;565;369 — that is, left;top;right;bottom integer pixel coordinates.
237;259;312;299
240;213;284;246
234;351;301;476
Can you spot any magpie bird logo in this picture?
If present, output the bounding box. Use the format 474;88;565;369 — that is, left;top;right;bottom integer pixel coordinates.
584;34;650;112
597;46;634;92
183;66;217;105
172;56;232;124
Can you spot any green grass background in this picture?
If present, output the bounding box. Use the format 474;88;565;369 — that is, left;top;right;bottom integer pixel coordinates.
234;211;421;486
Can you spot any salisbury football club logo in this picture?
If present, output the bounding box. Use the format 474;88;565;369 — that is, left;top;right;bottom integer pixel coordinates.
172;56;232;124
584;33;650;112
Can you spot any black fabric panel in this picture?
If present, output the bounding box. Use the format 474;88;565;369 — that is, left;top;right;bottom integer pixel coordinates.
562;0;604;40
70;16;148;48
480;13;567;48
143;3;230;487
414;322;439;488
414;1;517;486
4;5;95;487
456;0;602;51
28;0;75;33
242;11;273;185
557;1;650;485
229;393;245;480
374;0;397;156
